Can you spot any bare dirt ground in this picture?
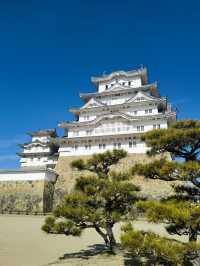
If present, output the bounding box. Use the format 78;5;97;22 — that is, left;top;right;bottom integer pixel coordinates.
0;215;188;266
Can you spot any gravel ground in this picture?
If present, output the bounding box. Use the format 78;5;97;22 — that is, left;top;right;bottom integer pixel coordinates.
0;215;188;266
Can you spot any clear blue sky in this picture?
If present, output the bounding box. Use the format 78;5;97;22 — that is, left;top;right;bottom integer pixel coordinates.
0;0;199;168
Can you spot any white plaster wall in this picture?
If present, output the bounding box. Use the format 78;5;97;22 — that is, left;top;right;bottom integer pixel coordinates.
126;106;158;116
59;119;167;157
0;170;57;181
98;76;142;93
20;157;57;168
59;139;149;157
32;136;50;142
68;120;167;138
98;94;132;105
23;146;50;153
79;114;97;122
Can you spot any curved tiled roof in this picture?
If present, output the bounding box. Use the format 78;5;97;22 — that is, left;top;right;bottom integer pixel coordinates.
27;129;57;137
91;67;147;85
80;82;158;100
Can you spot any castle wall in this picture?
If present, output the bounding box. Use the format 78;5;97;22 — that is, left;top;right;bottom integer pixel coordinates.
0;153;175;213
0;169;57;213
54;153;174;208
0;180;56;213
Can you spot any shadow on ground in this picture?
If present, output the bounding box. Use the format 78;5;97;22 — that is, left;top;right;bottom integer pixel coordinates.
59;244;107;260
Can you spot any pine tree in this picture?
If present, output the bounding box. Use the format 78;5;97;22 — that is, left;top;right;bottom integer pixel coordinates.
42;149;140;251
121;120;200;264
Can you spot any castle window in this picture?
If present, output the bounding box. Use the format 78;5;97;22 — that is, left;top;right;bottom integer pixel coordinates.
136;97;145;102
85;144;91;150
129;141;136;148
145;109;152;114
153;124;161;129
103;144;106;149
105;85;109;90
118;143;121;148
134;111;137;115
99;144;102;149
128;81;131;86
137;125;144;132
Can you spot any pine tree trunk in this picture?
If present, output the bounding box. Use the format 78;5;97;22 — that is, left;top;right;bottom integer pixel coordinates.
106;225;117;252
94;226;109;246
189;226;198;242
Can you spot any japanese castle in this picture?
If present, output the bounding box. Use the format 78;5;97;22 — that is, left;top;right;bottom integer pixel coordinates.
58;67;176;157
0;67;176;182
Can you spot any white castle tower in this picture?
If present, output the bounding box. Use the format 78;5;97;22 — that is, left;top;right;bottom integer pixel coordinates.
17;129;59;168
58;67;176;156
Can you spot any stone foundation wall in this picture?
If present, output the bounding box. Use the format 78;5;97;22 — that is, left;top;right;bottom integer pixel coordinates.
0;180;55;213
0;153;174;212
54;153;175;207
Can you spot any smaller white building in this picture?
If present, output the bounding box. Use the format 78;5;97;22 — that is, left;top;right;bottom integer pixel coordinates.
17;129;59;168
0;129;58;183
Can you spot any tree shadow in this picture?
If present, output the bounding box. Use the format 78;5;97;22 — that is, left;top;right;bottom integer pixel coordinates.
59;243;108;260
46;244;108;265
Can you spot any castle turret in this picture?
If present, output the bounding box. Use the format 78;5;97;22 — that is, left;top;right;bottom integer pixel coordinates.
17;129;59;169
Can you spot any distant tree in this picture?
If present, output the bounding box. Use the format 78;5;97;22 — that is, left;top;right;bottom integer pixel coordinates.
42;149;140;251
121;120;200;264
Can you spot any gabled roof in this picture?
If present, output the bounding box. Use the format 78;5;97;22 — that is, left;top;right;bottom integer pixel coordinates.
80;98;106;109
126;91;159;104
91;67;148;86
